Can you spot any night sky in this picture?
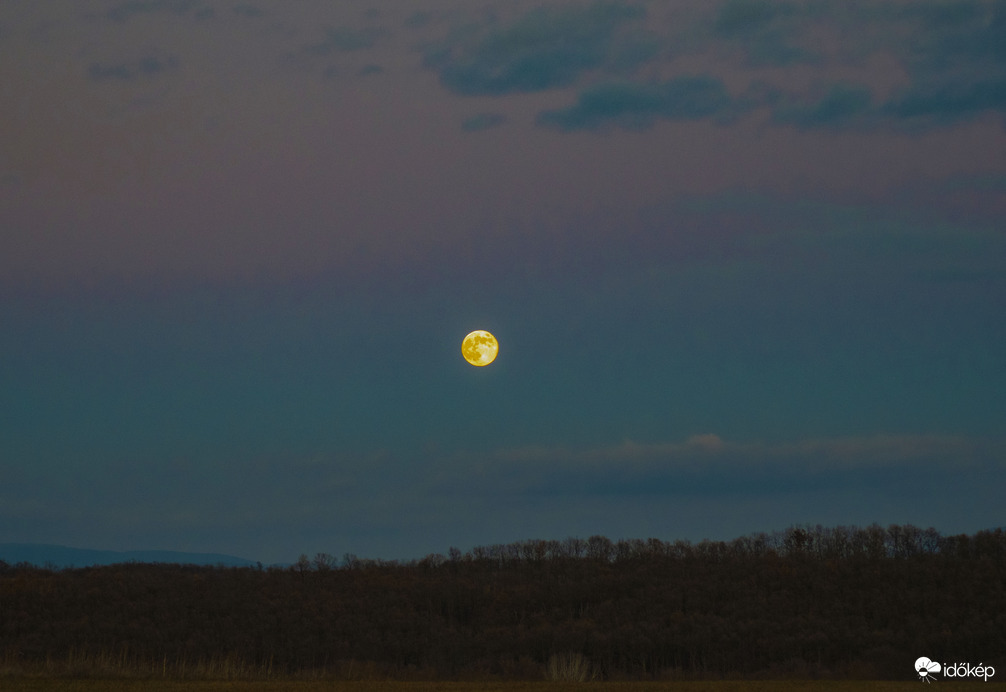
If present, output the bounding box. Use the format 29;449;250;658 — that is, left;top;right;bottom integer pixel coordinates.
2;0;1004;566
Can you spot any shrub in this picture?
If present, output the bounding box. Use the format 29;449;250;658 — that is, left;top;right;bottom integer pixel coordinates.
546;651;597;682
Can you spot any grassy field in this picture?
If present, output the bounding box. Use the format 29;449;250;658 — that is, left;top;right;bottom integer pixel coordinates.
2;681;1005;692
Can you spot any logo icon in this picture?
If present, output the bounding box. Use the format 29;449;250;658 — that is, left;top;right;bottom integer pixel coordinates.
916;657;941;683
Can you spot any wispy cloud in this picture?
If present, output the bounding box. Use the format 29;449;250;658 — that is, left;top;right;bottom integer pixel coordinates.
757;0;1006;129
232;4;263;19
881;77;1006;126
84;0;1006;133
88;55;178;81
772;83;875;129
304;26;386;55
462;112;506;132
712;0;817;66
491;433;995;468
422;0;1005;132
424;1;651;96
536;76;738;131
429;434;1004;497
102;0;207;23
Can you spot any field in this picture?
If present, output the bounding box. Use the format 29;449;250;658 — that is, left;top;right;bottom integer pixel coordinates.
2;681;1006;692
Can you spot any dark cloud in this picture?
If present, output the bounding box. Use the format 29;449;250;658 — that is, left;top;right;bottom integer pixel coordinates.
740;0;1006;130
899;0;1006;66
883;77;1006;123
425;1;649;96
769;77;1006;133
712;0;816;66
536;76;735;131
767;75;1006;133
425;0;1006;132
773;83;875;129
461;112;506;132
886;0;1006;125
88;55;178;81
717;0;1006;129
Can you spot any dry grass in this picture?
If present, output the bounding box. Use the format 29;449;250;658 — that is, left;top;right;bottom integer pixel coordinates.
545;653;598;682
3;651;1003;690
2;681;1006;692
0;649;281;681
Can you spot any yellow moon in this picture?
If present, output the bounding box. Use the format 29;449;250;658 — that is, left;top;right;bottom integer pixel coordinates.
462;330;499;366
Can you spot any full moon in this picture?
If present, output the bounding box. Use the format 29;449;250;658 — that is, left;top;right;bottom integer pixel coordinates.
462;330;499;367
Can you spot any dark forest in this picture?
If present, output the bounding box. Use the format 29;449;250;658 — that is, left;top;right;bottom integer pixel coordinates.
1;524;1003;680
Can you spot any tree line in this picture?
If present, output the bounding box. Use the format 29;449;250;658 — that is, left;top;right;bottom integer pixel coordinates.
1;524;1003;680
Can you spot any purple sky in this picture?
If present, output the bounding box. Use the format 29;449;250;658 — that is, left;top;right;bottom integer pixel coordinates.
1;0;1004;565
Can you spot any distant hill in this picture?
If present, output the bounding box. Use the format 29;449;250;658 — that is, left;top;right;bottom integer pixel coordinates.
0;543;258;569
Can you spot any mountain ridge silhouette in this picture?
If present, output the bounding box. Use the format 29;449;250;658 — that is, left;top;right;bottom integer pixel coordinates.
0;542;258;568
